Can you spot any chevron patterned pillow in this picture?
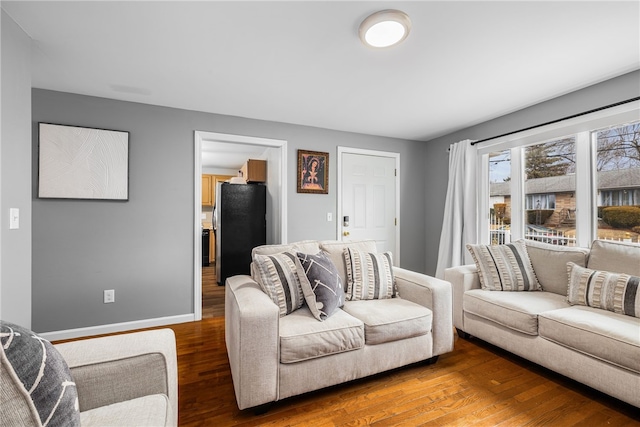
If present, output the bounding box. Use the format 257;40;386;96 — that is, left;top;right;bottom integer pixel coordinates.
295;251;344;321
0;321;80;427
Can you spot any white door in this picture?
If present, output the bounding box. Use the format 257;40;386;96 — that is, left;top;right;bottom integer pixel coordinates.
340;151;398;260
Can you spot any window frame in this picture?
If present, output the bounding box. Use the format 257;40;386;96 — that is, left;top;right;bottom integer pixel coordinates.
476;100;639;248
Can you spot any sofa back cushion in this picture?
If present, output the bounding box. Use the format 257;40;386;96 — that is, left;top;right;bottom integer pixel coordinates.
587;240;640;276
319;240;378;285
524;239;590;295
252;240;320;258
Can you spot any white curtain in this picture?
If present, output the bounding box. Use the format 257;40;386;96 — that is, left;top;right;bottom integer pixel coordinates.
435;139;479;279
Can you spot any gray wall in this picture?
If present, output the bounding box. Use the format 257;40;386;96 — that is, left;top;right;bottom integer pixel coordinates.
423;70;640;275
32;89;427;333
1;11;32;327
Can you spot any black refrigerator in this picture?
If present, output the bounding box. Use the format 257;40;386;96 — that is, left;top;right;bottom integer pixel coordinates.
214;183;266;285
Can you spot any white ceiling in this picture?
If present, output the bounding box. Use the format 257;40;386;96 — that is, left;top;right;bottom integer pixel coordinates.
201;140;269;171
4;1;639;147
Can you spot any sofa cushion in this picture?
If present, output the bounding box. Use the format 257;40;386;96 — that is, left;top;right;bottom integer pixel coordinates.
252;240;320;258
342;298;432;345
463;289;569;335
466;241;541;291
567;262;640;318
587;240;640;276
253;252;305;317
344;248;395;301
524;239;589;295
79;394;170;427
319;240;378;286
0;321;81;427
539;306;640;374
295;251;345;321
279;307;364;363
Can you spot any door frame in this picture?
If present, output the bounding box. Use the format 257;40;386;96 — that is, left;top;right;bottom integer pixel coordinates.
194;131;287;320
337;146;400;264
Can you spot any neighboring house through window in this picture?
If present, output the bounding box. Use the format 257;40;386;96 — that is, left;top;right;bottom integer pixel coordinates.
479;102;639;248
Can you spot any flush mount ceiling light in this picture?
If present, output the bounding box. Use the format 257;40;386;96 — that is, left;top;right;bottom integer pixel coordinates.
359;9;411;48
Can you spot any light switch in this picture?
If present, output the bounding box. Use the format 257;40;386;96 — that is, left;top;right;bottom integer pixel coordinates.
9;208;19;230
327;212;333;222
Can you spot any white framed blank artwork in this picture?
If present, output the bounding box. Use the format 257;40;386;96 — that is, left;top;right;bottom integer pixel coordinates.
38;123;129;200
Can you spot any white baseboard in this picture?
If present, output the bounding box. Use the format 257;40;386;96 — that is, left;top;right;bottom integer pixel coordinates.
39;314;195;342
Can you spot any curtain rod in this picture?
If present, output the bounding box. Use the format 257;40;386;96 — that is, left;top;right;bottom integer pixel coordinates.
470;96;640;146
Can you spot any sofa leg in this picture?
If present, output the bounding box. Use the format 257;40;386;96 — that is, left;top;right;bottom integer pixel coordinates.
253;402;273;416
425;355;439;365
456;328;470;339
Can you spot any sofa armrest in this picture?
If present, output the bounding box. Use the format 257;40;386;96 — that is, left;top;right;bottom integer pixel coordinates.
54;329;177;426
444;264;480;332
225;275;279;410
393;267;454;356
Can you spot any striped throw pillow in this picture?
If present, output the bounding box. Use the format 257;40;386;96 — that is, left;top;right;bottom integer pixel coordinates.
567;262;640;318
466;241;541;291
254;252;305;316
344;248;395;301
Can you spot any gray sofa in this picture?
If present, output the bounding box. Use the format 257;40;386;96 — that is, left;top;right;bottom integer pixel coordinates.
1;327;178;427
445;239;640;408
225;239;454;410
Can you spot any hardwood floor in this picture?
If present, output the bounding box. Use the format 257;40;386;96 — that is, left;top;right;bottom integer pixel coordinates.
202;263;224;318
167;319;639;426
59;267;640;425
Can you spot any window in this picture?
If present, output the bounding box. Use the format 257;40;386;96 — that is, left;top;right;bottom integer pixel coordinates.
478;101;639;248
599;189;640;206
595;123;640;242
489;150;511;245
525;194;556;210
523;137;575;245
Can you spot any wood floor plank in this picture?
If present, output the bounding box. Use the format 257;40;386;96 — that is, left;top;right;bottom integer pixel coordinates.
202;263;225;318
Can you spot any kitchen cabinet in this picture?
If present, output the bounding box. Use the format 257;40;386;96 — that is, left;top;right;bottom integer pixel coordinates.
241;159;267;183
202;174;235;206
202;175;213;206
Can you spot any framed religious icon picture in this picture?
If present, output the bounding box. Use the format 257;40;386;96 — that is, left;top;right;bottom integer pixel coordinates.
297;149;328;194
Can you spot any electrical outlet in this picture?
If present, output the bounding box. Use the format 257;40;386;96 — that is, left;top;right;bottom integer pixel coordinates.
104;289;115;304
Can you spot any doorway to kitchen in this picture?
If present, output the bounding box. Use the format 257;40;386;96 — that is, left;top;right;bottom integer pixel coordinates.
194;131;287;320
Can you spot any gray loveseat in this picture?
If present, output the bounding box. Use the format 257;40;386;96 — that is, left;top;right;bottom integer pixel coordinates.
225;239;454;410
445;239;640;408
